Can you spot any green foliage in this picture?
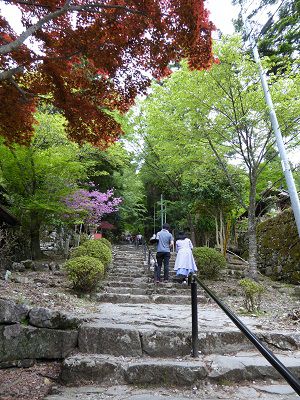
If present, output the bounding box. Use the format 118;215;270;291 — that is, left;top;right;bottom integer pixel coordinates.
193;247;226;279
0;110;89;258
69;245;87;258
65;256;105;292
79;233;90;245
125;34;300;268
239;278;265;313
71;240;112;267
97;237;112;249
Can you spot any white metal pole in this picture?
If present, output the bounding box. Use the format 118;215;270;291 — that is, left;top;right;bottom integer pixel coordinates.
153;204;156;234
241;9;300;237
161;193;164;228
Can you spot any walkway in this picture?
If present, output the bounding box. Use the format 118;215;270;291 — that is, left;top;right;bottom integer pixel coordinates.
45;244;300;399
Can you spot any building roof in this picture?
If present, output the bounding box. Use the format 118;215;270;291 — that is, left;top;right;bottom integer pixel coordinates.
99;220;116;230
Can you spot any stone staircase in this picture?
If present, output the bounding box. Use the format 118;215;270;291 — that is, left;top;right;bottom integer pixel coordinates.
45;244;300;400
224;252;249;278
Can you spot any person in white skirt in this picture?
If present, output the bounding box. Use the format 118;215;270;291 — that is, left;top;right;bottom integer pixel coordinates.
174;231;197;283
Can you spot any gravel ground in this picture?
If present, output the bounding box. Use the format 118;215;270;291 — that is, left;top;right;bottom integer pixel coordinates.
0;362;61;400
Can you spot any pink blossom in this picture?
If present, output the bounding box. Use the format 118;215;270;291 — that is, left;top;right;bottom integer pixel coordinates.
64;188;122;225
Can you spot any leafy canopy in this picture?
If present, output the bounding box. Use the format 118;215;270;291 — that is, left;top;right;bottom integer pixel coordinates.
0;0;215;147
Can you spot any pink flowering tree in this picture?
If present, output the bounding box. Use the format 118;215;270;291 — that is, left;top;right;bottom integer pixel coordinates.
63;187;122;228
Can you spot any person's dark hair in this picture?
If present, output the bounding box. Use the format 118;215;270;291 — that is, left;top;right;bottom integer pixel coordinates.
176;231;187;240
162;223;170;230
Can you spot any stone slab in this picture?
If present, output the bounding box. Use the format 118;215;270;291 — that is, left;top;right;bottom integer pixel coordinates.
82;303;274;332
44;383;300;400
60;354;208;386
207;351;300;382
79;325;142;357
0;324;78;362
96;293;199;305
77;322;255;357
61;352;300;388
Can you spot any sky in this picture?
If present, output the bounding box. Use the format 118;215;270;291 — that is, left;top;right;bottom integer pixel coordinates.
206;0;240;34
0;0;240;35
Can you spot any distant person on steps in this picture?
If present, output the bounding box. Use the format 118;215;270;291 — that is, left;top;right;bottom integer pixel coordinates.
155;223;174;283
174;231;197;284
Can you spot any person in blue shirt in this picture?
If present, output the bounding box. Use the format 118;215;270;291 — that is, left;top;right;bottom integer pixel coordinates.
155;223;174;283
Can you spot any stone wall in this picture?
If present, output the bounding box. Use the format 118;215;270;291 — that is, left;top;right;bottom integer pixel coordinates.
0;299;80;368
257;208;300;283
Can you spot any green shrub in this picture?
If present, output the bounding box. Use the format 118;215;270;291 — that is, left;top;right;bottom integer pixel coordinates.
79;233;90;245
65;256;105;292
239;278;265;312
70;244;89;258
97;237;112;249
193;246;226;279
71;240;112;267
84;240;112;266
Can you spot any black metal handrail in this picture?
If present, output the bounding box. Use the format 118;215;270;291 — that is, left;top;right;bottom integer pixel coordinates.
191;274;300;396
142;241;157;272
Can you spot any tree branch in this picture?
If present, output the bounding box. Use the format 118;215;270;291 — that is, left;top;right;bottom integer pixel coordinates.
0;66;25;81
204;132;247;209
0;2;146;56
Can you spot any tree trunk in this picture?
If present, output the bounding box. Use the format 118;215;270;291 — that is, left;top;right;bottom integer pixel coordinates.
247;173;258;280
223;218;231;256
215;216;219;248
187;212;196;245
219;209;224;253
30;212;44;260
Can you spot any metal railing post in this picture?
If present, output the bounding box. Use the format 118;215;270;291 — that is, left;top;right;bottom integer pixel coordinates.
191;275;198;358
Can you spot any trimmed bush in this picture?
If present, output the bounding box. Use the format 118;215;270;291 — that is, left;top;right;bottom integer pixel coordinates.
70;240;112;267
70;245;89;258
97;237;112;249
65;256;105;292
193;246;226;279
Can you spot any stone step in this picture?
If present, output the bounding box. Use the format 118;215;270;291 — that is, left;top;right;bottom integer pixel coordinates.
77;325;250;357
59;351;300;387
103;285;190;295
95;293;203;305
105;280;189;289
112;253;145;258
226;263;247;271
77;320;300;358
105;281;151;288
53;246;300;399
226;257;248;265
107;276;180;284
223;269;245;279
45;382;300;400
108;271;146;278
106;272;179;281
112;263;146;268
105;276;150;283
113;257;145;262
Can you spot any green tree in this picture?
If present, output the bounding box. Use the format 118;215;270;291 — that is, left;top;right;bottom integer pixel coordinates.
126;35;300;278
233;0;299;70
125;95;242;247
0;111;87;259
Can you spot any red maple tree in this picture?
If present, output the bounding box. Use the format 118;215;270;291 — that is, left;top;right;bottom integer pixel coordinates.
0;0;215;147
